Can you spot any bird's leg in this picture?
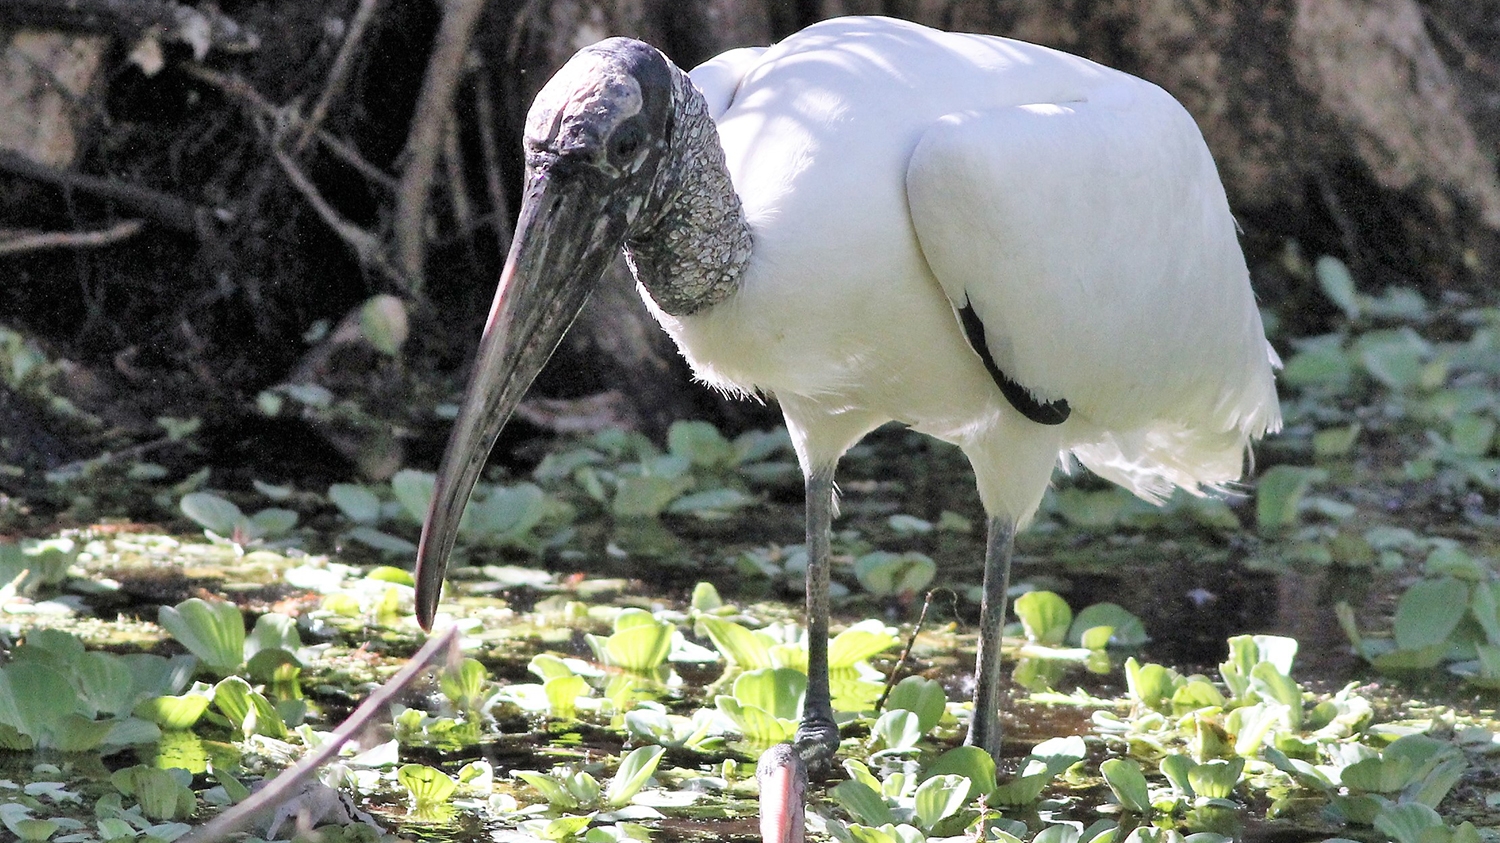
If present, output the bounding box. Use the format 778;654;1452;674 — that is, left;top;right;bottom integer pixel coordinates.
794;463;840;768
966;517;1016;765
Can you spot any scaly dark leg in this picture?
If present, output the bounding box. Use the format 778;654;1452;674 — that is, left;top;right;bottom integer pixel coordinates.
965;517;1015;764
794;463;840;766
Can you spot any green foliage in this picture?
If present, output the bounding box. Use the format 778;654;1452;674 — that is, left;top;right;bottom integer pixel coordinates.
157;598;245;676
111;766;196;821
585;609;675;674
854;551;937;598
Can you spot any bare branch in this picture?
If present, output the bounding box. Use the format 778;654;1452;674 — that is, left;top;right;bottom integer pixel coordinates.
290;0;383;157
270;144;410;290
177;627;461;843
392;0;488;287
473;70;513;255
185;64;396;192
441;113;475;236
0;150;203;233
0;219;144;255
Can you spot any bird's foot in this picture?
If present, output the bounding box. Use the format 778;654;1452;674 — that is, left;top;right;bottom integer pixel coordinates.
793;718;840;773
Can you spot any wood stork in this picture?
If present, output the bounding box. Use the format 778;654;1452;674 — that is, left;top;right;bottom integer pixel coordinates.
414;11;1280;809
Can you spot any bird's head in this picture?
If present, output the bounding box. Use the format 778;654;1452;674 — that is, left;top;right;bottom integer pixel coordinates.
413;39;678;629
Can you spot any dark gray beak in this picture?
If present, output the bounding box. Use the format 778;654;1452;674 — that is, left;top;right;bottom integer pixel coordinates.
414;168;628;629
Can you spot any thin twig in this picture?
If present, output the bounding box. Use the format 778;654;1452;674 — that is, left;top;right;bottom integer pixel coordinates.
178;626;461;843
392;0;489;287
473;70;514;255
291;0;383;156
0;219;145;255
442;113;476;235
270;144;410;290
0;151;201;233
318;132;398;192
187;64;397;192
874;588;958;713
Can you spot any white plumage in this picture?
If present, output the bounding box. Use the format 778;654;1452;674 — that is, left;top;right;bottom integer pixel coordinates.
649;16;1280;524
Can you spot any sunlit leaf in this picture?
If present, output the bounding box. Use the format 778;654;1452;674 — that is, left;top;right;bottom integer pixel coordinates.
732;668;805;721
698;616;775;669
440;658;491;710
1100;758;1151;813
885;676;947;735
871;709;923;752
1160;754;1195;798
912;774;970;830
1187;758;1243;799
1068;603;1147;648
398;764;458;808
544;675;589;720
157;599;245;675
828;620;899;669
133;693;211;731
516;771;581;810
922;746;995;803
605;745;665;807
830;779;895;827
1015;591;1072;646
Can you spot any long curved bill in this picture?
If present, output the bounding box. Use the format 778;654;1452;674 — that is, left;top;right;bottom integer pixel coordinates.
414;169;625;630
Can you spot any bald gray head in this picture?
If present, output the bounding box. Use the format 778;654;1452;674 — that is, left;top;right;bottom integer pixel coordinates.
524;39;675;192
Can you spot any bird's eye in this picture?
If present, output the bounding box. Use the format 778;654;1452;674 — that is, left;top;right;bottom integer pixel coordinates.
611;128;643;160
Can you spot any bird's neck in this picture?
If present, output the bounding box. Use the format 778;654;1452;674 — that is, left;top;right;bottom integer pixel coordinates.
624;62;751;317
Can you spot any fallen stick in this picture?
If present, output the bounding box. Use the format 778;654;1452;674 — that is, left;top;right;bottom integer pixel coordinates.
177;625;461;843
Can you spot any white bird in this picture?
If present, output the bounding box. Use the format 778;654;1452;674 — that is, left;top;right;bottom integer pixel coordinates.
413;15;1280;836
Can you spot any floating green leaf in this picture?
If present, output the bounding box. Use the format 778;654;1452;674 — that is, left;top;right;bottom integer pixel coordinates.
871;709;923;752
1100;758;1151;814
1315;255;1360;320
854;551;936;598
329;483;381;524
912;774;970;830
157;598;245;675
1015;591;1072;646
605;745;665;807
827;620;899;669
698;616;775;669
179;492;243;536
1393;577;1470;652
1068;603;1147;648
398;764;458;809
1256;466;1325;533
885;676;946;735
